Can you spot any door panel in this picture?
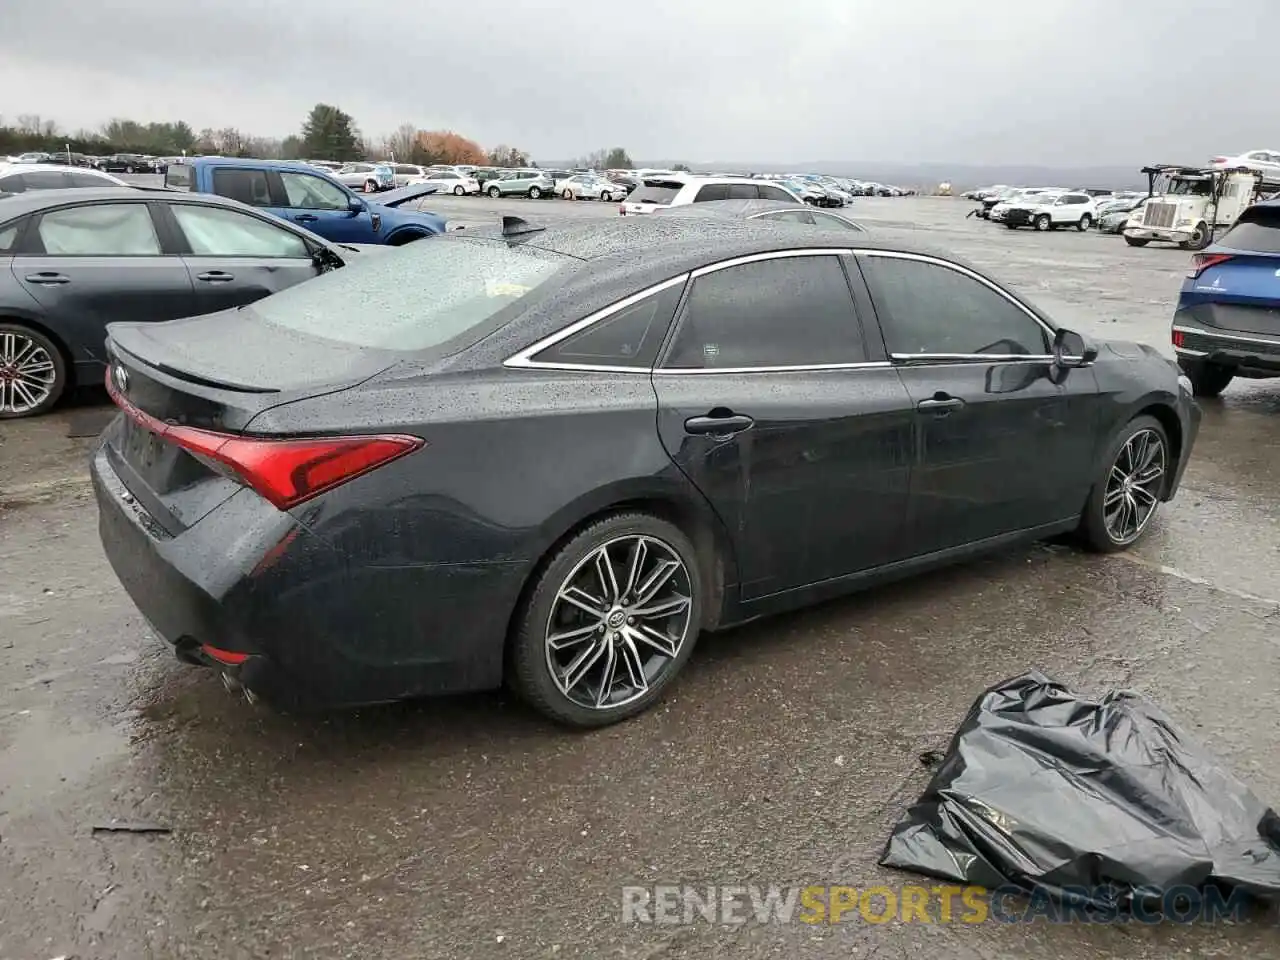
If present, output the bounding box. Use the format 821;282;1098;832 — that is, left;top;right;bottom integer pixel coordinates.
654;370;914;599
14;256;195;365
183;256;319;314
896;361;1100;553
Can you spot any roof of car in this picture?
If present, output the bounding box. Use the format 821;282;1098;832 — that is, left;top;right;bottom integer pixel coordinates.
180;156;321;170
452;213;917;268
0;162;121;177
0;185;271;218
650;198;818;219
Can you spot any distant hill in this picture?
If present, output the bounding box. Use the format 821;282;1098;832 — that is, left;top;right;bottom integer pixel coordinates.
546;159;1151;191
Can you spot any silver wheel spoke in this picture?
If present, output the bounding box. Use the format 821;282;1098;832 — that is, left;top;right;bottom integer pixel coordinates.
1104;486;1126;507
559;585;606;617
594;641;618;707
594;546;620;604
634;559;680;605
1131;484;1159;506
631;594;691;620
617;634;649;694
561;638;607;693
626;623;679;659
548;621;602;650
623;539;648;599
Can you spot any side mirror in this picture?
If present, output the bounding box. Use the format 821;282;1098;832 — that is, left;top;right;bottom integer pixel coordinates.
348;196;365;214
1053;328;1098;368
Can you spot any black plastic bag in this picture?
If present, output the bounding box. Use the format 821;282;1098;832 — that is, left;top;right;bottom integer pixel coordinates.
880;671;1280;907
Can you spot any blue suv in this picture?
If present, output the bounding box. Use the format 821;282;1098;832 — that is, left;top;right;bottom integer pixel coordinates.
1173;199;1280;397
165;158;445;245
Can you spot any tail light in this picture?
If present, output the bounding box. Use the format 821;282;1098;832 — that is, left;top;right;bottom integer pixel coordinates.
106;370;423;510
1187;253;1233;279
1172;329;1185;348
1210;157;1228;165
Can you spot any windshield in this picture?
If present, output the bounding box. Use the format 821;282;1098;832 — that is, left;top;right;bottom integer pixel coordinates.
248;237;572;351
1165;177;1213;196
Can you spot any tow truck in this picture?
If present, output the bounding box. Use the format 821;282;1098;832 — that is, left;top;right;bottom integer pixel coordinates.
1122;164;1280;250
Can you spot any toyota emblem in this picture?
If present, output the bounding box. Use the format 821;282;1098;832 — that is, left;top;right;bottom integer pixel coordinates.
113;364;129;393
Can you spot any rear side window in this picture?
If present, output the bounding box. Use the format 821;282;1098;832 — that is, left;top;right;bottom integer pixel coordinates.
23;171;70;190
1219;207;1280;253
249;237;571;351
726;183;757;200
533;283;683;369
756;210;815;225
0;174;24;193
211;168;274;207
67;172;109;188
36;203;162;256
629;182;682;205
664;255;866;369
758;184;795;202
165;164;193;191
693;183;730;203
0;220;21;252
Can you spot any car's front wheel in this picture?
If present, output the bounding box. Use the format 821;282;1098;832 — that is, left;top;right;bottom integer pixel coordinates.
600;191;612;202
508;513;703;728
1124;235;1149;247
0;323;66;419
454;185;465;195
488;186;501;198
529;186;542;199
1178;359;1235;398
1079;415;1170;552
1035;214;1052;231
1077;214;1092;231
364;180;377;193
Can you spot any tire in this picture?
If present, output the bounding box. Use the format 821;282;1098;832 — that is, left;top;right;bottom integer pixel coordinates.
1183;222;1211;251
562;188;573;200
529;186;542;199
1035;214;1051;231
507;512;704;728
1078;415;1170;553
1077;214;1092;231
125;165;134;174
454;185;464;196
0;322;67;419
600;191;612;202
364;180;377;194
488;186;500;198
1006;222;1018;230
1178;358;1235;398
1124;235;1149;247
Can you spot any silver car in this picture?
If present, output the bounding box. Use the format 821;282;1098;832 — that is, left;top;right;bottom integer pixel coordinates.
559;174;624;201
333;162;396;193
485;170;555;199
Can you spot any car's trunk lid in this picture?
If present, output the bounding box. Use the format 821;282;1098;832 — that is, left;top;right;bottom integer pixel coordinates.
103;310;397;533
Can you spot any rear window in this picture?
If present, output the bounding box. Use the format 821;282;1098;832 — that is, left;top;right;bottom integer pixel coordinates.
628;182;683;205
165;163;193;191
248;237;572;351
1219;207;1280;253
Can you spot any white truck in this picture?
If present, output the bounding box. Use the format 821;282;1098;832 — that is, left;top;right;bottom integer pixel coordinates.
1122;164;1280;250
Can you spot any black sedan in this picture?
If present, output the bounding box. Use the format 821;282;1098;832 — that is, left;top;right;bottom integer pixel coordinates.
92;216;1200;728
0;187;376;417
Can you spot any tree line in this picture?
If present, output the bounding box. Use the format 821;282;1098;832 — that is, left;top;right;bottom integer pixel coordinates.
0;104;636;170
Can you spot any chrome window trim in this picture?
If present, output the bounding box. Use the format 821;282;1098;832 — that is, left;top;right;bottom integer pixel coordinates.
688;247;853;279
891;353;1056;363
856;249;1056;344
504;274;689;370
656;361;892;376
1173;324;1280;347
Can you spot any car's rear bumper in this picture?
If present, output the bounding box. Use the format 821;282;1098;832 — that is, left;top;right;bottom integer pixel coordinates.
91;445;526;709
1173;322;1280;377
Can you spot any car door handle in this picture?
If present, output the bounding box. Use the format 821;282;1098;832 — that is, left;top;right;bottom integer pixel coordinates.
294;214;319;223
196;271;235;282
684;413;754;436
24;272;70;284
917;395;965;414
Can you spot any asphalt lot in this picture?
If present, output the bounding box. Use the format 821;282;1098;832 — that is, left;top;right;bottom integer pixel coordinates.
3;193;1280;959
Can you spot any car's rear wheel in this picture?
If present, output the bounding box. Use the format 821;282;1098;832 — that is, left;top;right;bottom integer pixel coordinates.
562;188;573;200
0;323;66;419
1079;415;1169;552
1006;222;1018;230
1178;358;1235;398
529;186;542;199
508;513;703;728
1035;214;1051;231
453;185;465;195
1123;235;1149;246
1077;214;1092;231
488;186;501;198
600;191;612;202
125;165;134;174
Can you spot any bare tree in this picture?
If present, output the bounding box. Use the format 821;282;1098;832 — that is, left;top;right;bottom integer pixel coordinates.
385;123;417;162
215;127;245;156
16;114;43;135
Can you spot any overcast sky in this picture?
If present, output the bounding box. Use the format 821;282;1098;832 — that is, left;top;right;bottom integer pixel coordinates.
1;0;1273;166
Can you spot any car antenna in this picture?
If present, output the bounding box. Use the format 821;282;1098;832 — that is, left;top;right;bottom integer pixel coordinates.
501;215;545;237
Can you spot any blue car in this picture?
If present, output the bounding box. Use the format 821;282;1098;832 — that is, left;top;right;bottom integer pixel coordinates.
1173;200;1280;396
165;158;445;246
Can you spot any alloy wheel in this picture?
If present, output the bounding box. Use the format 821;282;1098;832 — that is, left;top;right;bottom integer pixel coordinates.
1103;429;1166;544
544;535;694;710
0;331;57;416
